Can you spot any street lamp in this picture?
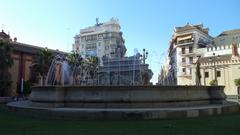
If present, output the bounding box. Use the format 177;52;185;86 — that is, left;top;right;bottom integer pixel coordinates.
208;53;220;85
142;48;148;64
96;66;99;85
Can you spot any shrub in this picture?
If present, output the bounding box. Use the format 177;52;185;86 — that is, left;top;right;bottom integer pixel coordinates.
234;78;240;86
209;80;218;86
17;81;33;95
0;80;12;96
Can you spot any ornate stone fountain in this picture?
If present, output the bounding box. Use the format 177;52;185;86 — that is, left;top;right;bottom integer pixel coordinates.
7;53;239;120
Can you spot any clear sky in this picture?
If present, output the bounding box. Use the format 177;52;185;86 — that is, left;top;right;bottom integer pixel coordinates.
0;0;239;83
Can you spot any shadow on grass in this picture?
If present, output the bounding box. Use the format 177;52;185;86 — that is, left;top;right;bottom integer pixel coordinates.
1;104;240;135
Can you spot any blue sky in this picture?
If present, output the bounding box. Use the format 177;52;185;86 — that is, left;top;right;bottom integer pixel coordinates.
0;0;239;83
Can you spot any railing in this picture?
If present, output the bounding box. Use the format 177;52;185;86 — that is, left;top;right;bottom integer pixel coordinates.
176;41;194;46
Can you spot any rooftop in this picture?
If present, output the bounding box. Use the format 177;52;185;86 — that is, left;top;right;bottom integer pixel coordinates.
80;18;121;35
0;30;10;39
175;23;209;35
199;54;233;63
217;29;240;37
11;42;66;55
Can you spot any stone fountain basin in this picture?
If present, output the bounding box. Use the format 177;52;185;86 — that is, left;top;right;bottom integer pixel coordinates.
29;86;226;108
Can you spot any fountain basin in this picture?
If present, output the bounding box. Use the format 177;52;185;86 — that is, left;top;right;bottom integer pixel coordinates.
29;85;226;108
7;85;239;120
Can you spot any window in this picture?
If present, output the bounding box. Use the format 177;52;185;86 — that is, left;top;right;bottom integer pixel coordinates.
189;57;193;64
182;68;186;73
182;58;186;63
205;72;209;78
189;46;193;53
190;68;192;75
182;47;185;54
217;71;221;77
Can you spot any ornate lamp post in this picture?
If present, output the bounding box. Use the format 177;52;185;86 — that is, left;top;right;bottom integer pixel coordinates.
209;53;220;85
142;48;148;64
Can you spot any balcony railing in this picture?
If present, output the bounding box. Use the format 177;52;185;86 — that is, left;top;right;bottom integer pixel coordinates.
178;48;196;56
179;62;192;67
178;73;192;77
176;41;194;46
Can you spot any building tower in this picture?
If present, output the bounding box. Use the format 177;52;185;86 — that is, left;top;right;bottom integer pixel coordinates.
72;17;126;62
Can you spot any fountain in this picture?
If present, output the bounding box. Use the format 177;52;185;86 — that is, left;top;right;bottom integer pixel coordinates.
7;53;239;120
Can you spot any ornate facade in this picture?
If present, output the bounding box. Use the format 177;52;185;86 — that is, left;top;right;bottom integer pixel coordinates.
73;18;126;63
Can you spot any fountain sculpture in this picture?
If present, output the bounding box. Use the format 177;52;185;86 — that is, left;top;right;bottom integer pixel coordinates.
7;51;239;120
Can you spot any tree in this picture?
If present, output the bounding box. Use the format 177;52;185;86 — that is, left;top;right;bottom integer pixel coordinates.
31;48;53;83
86;56;99;79
86;56;99;67
0;40;13;96
209;80;218;86
234;78;240;86
67;51;82;69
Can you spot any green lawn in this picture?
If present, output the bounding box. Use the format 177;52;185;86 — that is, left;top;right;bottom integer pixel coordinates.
1;104;240;135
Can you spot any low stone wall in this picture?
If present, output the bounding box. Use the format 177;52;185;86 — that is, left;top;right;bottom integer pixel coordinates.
29;86;226;108
0;97;13;104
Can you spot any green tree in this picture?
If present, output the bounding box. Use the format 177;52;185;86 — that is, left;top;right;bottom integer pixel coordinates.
86;56;99;79
86;56;99;67
0;40;13;96
234;78;240;86
67;51;81;69
31;48;53;83
209;79;218;86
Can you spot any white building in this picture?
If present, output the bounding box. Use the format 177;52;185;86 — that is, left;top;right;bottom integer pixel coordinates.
73;18;126;61
165;23;213;85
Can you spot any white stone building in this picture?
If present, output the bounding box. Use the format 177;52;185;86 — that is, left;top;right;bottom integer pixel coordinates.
165;24;213;85
73;18;126;62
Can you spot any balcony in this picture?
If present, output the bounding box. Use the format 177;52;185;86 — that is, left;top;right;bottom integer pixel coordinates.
176;40;194;47
178;48;196;56
179;52;195;56
178;73;192;77
179;62;192;67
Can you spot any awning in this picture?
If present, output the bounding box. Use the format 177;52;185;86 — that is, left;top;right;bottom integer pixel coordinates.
177;35;192;42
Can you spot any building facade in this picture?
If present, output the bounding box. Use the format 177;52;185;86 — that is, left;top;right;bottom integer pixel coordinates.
161;24;213;85
192;42;240;98
214;29;240;46
190;29;240;98
0;30;63;96
73;18;126;62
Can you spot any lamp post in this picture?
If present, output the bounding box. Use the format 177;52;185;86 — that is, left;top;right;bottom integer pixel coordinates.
96;66;99;85
209;53;220;85
142;49;148;64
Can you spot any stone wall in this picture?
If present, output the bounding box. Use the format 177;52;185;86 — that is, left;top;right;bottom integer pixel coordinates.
29;86;226;108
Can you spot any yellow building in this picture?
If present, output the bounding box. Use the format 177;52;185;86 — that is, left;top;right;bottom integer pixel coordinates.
192;43;240;99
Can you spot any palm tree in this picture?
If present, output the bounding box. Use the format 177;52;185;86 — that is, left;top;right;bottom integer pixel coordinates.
67;51;81;69
31;48;53;83
86;56;99;79
86;56;99;66
0;40;13;96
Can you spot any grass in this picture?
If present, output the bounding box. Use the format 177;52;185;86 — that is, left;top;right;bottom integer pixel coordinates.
1;104;240;135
